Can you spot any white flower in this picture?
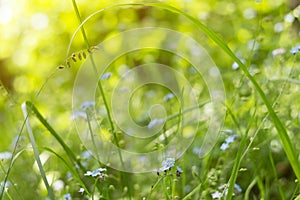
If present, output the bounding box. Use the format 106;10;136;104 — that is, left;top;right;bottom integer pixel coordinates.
0;152;12;160
78;187;85;195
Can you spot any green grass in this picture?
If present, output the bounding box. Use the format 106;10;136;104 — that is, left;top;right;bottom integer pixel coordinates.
1;0;300;199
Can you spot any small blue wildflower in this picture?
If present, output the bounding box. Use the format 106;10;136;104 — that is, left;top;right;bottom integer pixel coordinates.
148;118;164;129
192;147;202;155
52;179;64;191
234;183;242;193
232;59;245;70
164;93;175;102
78;187;84;195
63;193;72;200
157;158;175;172
71;111;87;120
225;134;238;144
176;166;183;173
220;142;229;151
81;150;92;160
211;191;222;199
84;168;107;177
80;101;95;110
290;47;298;55
290;45;300;55
155;158;178;175
101;72;112;80
176;166;183;177
161;158;175;170
232;62;239;70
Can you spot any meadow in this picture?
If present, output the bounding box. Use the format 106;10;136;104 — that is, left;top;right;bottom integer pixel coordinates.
0;0;300;199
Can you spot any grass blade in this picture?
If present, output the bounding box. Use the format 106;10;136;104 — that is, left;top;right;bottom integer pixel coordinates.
67;3;300;180
146;2;300;182
23;101;85;172
43;147;90;195
21;103;55;200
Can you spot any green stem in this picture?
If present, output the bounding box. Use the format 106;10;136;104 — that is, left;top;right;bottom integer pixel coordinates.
182;183;202;200
146;176;164;200
71;0;130;198
171;177;177;200
268;149;285;200
21;102;55;200
86;110;101;165
71;0;90;47
23;101;85;171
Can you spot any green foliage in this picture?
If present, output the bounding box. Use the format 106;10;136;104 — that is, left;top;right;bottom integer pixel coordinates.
1;0;300;199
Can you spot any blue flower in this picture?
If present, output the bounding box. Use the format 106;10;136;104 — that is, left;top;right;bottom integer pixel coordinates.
192;147;203;155
220;142;229;151
164;93;175;102
80;101;95;110
148;118;164;129
71;111;87;120
161;158;175;170
176;166;183;173
84;168;107;179
176;166;183;177
225;134;238;144
290;45;300;55
234;183;242;193
221;134;238;151
101;72;112;80
63;193;72;200
211;191;222;199
156;158;175;173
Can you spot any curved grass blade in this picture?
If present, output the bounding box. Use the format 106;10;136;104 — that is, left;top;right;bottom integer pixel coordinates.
66;0;300;187
152;3;300;182
21;103;55;200
43;147;90;195
22;101;85;172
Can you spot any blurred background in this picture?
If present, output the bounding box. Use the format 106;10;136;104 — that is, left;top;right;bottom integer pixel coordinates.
0;0;299;199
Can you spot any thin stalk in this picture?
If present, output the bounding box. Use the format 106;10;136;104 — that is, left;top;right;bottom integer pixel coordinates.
71;0;90;47
163;176;171;200
268;149;285;200
171;177;177;200
86;110;101;165
0;120;27;200
146;176;164;200
149;3;300;181
182;183;202;200
21;103;55;200
43;147;90;195
70;0;130;198
256;175;265;199
226;108;256;200
244;178;257;200
23;101;85;171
